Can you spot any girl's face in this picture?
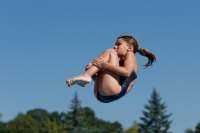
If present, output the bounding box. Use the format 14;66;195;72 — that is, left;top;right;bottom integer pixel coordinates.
114;38;130;58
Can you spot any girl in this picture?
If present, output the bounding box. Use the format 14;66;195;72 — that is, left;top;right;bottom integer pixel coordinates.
66;35;156;103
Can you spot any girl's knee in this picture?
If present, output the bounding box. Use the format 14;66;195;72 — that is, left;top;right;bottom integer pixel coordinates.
105;48;115;52
104;49;117;56
99;48;118;63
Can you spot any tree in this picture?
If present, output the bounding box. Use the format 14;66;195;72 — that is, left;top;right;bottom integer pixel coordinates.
185;129;194;133
27;108;49;123
64;92;123;133
138;89;172;133
81;107;98;132
0;122;5;133
49;111;66;124
4;114;39;133
124;121;139;133
40;118;67;133
196;122;200;133
185;122;200;133
81;107;123;133
64;91;87;133
0;113;6;133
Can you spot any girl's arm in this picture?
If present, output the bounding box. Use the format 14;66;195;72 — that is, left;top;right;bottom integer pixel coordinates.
93;51;136;77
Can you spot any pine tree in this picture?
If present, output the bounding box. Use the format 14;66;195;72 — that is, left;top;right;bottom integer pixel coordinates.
138;89;172;133
64;91;87;133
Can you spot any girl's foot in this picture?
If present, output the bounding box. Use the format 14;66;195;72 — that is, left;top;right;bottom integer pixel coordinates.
66;75;91;87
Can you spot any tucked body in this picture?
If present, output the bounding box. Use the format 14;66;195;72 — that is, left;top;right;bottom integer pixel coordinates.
66;35;156;103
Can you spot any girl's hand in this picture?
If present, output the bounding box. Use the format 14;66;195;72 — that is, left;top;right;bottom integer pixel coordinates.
92;57;106;69
85;63;92;71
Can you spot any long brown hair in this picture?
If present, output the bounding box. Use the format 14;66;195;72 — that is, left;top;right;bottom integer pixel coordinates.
117;35;156;68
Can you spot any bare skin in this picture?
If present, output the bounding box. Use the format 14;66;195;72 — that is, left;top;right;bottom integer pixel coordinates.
92;50;138;96
66;49;117;87
66;72;93;87
66;38;138;97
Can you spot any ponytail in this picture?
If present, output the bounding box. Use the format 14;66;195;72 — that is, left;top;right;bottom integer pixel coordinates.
136;48;156;68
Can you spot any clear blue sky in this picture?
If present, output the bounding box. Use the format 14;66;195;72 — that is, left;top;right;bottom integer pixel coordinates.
1;1;200;132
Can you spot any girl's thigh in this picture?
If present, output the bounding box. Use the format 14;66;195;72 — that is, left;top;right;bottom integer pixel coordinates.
95;48;121;96
98;69;121;96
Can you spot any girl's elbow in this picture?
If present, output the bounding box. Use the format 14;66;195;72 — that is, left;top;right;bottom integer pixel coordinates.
125;71;132;77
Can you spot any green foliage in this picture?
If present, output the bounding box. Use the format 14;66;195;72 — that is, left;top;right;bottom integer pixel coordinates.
49;111;66;124
63;91;123;133
27;108;49;123
40;118;59;133
40;118;67;133
0;113;6;133
124;121;139;133
93;120;122;133
0;122;6;133
81;107;97;132
4;115;39;133
185;129;194;133
81;107;123;133
1;91;126;133
64;91;87;133
138;89;172;133
196;122;200;133
186;122;200;133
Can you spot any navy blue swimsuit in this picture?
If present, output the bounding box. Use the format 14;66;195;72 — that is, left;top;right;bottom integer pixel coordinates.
97;60;137;103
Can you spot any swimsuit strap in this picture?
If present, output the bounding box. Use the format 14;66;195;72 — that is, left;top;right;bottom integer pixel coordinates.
124;70;137;86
